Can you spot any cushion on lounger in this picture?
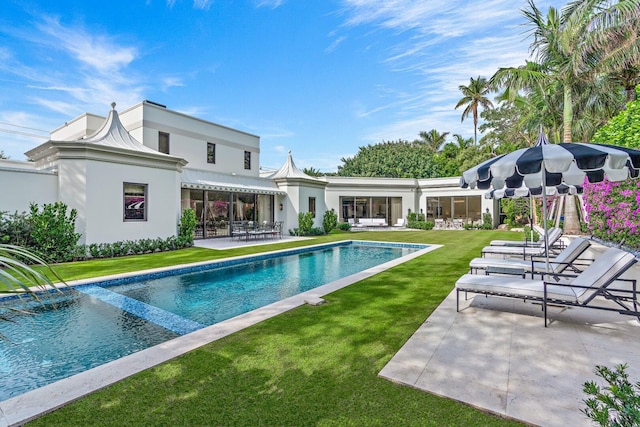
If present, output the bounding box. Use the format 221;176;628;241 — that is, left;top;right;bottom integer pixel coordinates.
569;248;637;303
455;274;581;302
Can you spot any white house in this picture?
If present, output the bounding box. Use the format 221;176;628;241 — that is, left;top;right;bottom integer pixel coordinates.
0;101;493;244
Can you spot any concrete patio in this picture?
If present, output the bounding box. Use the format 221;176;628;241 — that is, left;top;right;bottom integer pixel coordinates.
380;288;640;426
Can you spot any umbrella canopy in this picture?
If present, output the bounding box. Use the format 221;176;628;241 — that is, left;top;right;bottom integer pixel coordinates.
484;183;583;200
461;132;640;191
462;132;640;273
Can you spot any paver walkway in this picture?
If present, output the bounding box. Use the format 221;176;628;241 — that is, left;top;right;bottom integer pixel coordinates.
380;290;640;427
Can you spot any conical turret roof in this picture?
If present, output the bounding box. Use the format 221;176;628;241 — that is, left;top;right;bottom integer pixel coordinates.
270;151;319;181
81;102;163;155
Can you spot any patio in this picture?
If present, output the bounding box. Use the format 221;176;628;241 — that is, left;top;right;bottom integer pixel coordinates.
380;271;640;427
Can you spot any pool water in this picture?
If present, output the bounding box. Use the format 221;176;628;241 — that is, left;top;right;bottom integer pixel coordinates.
0;241;423;401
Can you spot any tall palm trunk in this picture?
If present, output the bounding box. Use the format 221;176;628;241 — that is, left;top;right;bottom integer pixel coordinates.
561;84;582;233
563;85;572;143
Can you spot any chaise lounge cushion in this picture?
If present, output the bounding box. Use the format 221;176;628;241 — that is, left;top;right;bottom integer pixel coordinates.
489;227;560;247
457;247;637;306
469;237;590;275
455;274;581;302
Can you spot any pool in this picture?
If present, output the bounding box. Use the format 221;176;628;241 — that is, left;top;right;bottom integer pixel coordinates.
0;240;430;406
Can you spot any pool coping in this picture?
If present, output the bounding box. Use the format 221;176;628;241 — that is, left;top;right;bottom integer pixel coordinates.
0;240;441;427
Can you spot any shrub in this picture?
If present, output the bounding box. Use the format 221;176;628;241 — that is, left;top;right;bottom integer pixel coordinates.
583;363;640;426
0;211;31;247
583;178;640;250
482;210;493;230
407;221;434;230
178;208;197;247
297;212;314;236
337;222;351;231
322;209;338;233
308;227;326;236
28;202;81;262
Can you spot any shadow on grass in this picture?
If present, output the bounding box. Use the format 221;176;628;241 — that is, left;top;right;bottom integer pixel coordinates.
27;230;524;426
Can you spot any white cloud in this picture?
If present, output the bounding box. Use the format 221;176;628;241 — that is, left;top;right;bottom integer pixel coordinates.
36;16;137;75
193;0;213;10
325;36;347;54
254;0;286;9
334;0;567;145
162;77;185;91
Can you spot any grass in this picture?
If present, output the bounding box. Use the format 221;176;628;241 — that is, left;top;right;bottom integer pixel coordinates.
25;230;525;426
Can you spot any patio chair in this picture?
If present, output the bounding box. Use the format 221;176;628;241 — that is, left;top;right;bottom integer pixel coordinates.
456;247;639;326
480;228;564;258
434;219;445;229
469;237;591;278
489;227;560;247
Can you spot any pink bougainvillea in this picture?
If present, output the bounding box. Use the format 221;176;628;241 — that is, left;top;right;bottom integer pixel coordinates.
583;177;640;249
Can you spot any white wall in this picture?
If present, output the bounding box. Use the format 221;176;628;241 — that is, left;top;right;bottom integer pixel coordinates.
0;163;58;213
297;185;327;228
119;102;261;177
50;113;105;141
57;157;181;245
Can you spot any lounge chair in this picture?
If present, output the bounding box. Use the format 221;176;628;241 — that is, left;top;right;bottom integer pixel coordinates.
469;237;591;278
489;227;560;247
456;247;638;326
481;228;564;258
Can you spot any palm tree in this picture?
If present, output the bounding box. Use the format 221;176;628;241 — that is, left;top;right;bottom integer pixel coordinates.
302;167;323;177
488;0;639;232
564;0;640;103
417;129;450;152
455;76;494;144
0;244;64;329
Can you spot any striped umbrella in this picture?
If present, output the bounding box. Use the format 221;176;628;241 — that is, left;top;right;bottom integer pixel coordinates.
461;132;640;191
461;132;640;271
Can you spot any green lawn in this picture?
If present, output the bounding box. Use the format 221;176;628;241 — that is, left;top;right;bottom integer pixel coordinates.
26;230;525;426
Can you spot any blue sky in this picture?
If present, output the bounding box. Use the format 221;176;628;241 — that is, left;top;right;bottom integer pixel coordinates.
0;0;565;172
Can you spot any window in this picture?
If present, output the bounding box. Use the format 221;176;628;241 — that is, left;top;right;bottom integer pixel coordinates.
159;132;170;154
244;151;251;170
309;197;316;218
123;183;147;221
207;142;216;164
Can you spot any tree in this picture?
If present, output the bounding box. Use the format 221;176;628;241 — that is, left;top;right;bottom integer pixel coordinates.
592;86;640;148
302;167;323;177
488;0;640;232
565;0;640;103
0;244;64;329
0;151;8;159
337;139;437;178
455;76;494;144
417;129;450;152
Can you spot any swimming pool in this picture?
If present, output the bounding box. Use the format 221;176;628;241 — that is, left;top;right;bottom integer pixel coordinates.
0;241;428;403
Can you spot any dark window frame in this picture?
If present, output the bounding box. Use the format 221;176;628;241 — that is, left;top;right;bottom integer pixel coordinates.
123;182;148;221
244;150;251;170
207;142;216;164
309;197;316;218
159;132;170;154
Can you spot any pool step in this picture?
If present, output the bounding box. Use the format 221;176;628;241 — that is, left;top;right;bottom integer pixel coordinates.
78;285;205;335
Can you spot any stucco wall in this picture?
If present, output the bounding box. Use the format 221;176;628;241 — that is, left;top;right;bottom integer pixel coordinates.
119;102;260;177
0;165;58;214
58;158;181;245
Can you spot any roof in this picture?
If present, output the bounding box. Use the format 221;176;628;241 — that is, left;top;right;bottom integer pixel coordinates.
81;102;166;156
181;168;285;195
269;151;319;181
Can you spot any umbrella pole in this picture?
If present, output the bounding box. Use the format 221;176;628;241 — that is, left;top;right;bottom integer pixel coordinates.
529;197;534;242
542;168;550;274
